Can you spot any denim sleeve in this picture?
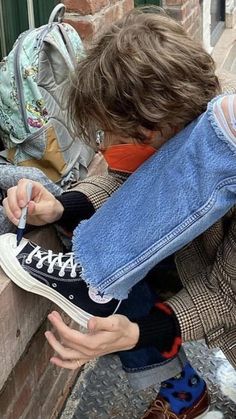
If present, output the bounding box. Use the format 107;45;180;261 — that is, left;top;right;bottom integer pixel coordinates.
72;94;236;299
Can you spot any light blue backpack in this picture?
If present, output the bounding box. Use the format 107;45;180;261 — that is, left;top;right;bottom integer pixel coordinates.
0;3;94;186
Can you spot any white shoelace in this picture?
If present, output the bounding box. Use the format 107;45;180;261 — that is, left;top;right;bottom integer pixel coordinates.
25;246;78;278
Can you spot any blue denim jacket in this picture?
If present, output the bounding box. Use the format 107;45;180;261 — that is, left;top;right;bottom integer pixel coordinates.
73;96;236;299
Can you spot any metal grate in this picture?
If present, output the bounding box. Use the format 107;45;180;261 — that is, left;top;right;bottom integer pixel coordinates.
60;341;236;419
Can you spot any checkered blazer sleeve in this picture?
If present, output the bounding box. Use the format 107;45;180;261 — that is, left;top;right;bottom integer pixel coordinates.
70;172;128;210
167;211;236;356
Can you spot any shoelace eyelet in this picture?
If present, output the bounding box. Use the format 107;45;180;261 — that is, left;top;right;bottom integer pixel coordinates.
26;246;78;278
59;270;65;277
36;262;43;269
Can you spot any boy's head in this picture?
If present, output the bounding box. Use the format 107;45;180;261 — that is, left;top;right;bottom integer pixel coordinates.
69;6;220;147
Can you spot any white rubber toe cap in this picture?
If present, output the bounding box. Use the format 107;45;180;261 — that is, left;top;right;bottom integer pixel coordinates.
0;233;29;257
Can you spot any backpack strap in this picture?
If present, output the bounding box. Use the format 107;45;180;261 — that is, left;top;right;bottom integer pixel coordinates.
48;3;66;26
56;24;78;67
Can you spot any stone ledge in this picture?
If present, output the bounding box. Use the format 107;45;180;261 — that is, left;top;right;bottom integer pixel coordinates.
0;269;51;391
213;27;236;96
0;225;66;392
226;6;236;29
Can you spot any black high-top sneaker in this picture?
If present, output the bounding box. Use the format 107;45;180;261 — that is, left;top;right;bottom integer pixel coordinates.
0;233;121;327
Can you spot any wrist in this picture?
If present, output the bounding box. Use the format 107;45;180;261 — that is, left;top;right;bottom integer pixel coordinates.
126;321;140;349
53;199;64;222
56;191;95;231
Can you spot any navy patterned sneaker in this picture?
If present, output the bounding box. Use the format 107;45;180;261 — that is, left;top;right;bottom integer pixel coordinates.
0;233;121;327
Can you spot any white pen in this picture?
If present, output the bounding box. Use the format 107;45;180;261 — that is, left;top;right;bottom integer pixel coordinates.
16;182;33;246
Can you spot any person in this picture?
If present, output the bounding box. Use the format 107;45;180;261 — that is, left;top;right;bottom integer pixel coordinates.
1;6;235;419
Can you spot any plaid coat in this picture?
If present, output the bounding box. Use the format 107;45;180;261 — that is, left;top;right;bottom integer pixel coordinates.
75;168;236;367
167;77;236;368
73;78;236;367
169;206;236;368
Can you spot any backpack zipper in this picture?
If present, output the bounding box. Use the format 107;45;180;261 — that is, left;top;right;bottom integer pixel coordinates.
14;26;49;134
14;29;32;134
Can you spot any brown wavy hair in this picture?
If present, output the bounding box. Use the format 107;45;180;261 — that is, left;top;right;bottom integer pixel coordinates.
69;6;220;145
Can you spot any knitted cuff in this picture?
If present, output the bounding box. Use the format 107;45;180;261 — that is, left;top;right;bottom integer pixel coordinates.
132;302;182;359
56;191;95;232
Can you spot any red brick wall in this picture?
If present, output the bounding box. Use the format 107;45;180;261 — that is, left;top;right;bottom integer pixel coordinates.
0;312;79;419
63;0;134;41
63;0;200;42
163;0;201;40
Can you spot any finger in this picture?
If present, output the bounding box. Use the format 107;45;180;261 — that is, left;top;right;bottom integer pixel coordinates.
48;313;103;357
17;179;42;207
27;201;36;216
50;310;62;320
5;190;36;225
59;336;97;356
46;330;89;357
50;356;88;370
48;312;117;357
16;178;33;207
5;187;22;219
48;312;83;343
51;357;78;370
47;313;93;356
88;315;119;332
3;198;20;226
45;331;83;360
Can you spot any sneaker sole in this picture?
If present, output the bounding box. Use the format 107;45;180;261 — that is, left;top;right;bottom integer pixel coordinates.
0;236;93;327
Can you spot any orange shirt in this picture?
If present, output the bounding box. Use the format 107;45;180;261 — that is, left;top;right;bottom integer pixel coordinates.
102;143;156;173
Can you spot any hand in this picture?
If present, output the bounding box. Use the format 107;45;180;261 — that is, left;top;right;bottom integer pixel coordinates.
3;178;64;226
45;311;140;370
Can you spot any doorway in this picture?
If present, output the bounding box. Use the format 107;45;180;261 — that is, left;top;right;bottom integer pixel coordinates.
211;0;225;46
